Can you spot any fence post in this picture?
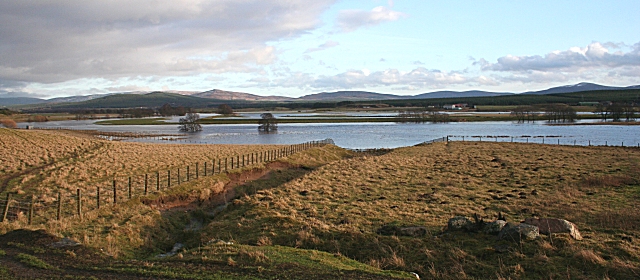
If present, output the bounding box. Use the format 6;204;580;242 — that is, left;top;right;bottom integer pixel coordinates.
76;189;82;220
28;196;35;225
218;159;221;173
196;163;199;179
113;180;117;205
178;168;181;184
56;192;61;221
204;162;207;176
144;174;148;195
128;177;132;199
97;187;101;209
1;193;11;223
237;155;240;168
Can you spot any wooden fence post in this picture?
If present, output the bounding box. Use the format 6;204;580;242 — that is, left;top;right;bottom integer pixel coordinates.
225;158;228;172
178;168;181;184
28;196;35;225
204;162;207;176
218;159;221;173
237;155;239;168
156;172;160;191
1;193;10;223
167;170;171;188
76;189;82;220
113;179;117;205
128;177;132;199
187;165;190;182
196;163;199;179
56;192;61;221
97;187;100;209
144;174;148;195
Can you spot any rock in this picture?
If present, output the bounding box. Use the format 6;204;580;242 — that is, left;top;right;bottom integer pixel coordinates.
50;237;81;248
498;223;539;242
377;225;428;237
447;216;473;231
398;227;428;237
484;220;507;235
523;218;582;240
156;243;184;258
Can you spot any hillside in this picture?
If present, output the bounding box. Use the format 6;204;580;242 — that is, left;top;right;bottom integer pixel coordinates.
298;91;403;101
195;89;293;101
0;97;46;106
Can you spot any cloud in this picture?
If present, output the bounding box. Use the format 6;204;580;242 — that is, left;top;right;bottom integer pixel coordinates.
336;6;407;32
481;42;640;72
0;0;336;86
305;40;340;53
412;61;425;65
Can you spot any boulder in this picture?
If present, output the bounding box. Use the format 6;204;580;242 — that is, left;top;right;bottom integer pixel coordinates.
498;223;539;242
447;216;473;231
377;225;427;237
484;220;507;235
523;218;582;240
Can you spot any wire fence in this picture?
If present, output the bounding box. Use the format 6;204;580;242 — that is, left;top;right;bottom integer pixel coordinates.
445;135;640;147
0;139;333;226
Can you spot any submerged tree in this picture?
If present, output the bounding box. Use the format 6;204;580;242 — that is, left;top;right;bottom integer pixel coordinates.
178;112;202;132
258;113;278;132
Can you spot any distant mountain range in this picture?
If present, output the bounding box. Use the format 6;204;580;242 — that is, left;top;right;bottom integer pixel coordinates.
2;82;639;107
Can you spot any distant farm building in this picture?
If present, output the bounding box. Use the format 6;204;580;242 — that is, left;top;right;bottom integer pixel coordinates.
443;104;467;110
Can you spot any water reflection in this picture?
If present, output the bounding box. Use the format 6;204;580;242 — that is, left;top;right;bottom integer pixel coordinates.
23;119;640;149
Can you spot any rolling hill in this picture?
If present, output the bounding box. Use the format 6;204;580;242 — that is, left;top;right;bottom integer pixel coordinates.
194;89;293;101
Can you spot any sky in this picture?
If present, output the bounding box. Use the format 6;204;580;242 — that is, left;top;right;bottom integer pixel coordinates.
1;0;639;99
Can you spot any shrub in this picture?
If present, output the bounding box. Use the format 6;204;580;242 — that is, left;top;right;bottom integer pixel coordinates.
1;119;17;128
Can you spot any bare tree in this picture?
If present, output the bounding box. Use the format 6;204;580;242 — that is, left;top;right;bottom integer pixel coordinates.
178;112;202;132
258;113;278;132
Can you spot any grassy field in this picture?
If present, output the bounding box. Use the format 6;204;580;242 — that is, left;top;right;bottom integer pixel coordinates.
203;141;640;279
1;128;639;279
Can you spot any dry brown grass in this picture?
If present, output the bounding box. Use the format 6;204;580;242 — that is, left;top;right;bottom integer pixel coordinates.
0;128;284;202
205;141;640;278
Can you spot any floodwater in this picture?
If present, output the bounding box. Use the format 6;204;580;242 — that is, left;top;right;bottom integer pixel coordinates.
24;115;640;149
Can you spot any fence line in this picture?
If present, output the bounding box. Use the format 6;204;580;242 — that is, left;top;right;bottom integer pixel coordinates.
445;135;640;148
0;139;333;226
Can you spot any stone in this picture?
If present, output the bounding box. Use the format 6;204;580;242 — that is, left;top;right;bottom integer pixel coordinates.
398;226;428;237
50;237;81;248
484;220;507;235
523;218;582;240
498;223;539;242
447;216;472;231
377;225;428;237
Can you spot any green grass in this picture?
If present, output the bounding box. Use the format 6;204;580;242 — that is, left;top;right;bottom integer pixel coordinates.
15;253;57;270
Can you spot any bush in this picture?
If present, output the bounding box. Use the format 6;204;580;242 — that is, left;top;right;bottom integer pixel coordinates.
1;119;17;128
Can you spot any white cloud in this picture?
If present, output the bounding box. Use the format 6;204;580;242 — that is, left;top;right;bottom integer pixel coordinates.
336;6;407;32
481;42;640;72
0;0;336;86
305;40;340;53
